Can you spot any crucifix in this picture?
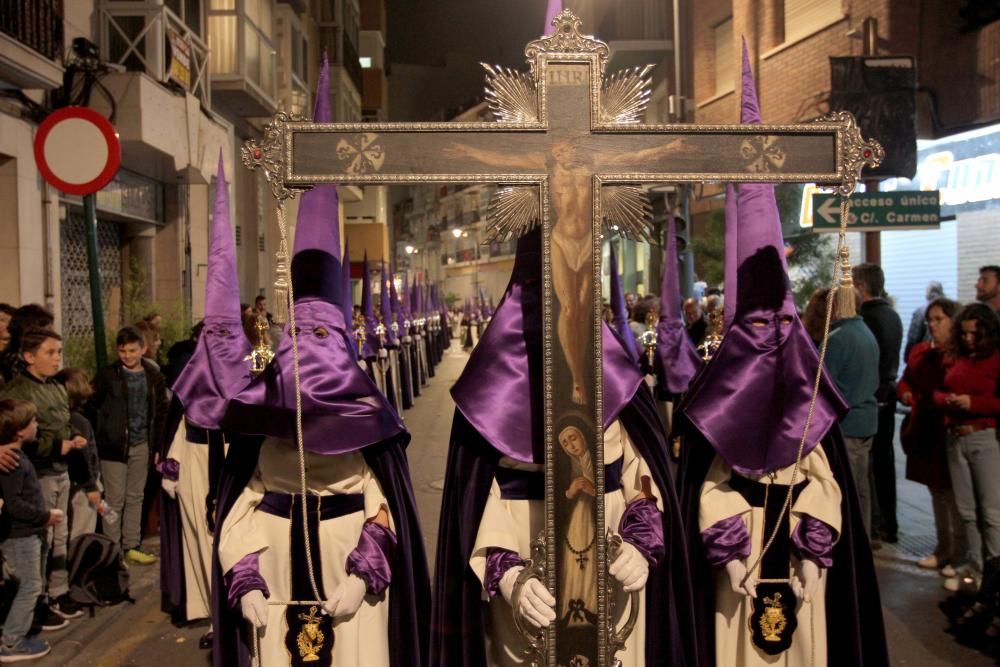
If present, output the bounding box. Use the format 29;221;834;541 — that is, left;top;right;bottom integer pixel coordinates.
243;11;881;667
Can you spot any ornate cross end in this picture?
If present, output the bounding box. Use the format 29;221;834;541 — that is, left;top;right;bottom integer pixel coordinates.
824;110;885;197
241;111;305;202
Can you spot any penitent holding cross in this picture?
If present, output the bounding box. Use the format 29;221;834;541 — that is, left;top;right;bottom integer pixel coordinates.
243;11;882;667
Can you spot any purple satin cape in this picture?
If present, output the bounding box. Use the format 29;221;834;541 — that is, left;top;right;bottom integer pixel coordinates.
450;229;642;464
220;298;404;455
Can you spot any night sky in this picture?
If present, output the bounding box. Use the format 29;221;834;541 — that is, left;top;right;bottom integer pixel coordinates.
387;0;551;67
386;0;555;120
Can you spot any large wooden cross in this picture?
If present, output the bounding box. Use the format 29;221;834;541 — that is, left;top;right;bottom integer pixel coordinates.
243;11;882;666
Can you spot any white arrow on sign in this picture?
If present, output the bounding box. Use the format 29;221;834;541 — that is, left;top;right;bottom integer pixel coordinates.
816;196;840;225
815;196;858;226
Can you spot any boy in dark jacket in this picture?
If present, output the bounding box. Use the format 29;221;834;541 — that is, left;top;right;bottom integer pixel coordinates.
0;399;63;661
0;329;87;623
55;368;103;540
89;326;167;565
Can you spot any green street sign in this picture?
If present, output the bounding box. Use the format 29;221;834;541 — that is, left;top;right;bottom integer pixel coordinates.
811;190;941;232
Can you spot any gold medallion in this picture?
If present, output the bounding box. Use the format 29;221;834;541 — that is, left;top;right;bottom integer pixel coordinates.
758;592;788;642
296;606;326;662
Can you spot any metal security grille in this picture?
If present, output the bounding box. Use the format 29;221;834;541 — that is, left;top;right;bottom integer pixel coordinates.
60;210;123;339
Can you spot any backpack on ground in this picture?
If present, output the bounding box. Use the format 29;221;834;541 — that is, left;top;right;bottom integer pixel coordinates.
67;533;133;610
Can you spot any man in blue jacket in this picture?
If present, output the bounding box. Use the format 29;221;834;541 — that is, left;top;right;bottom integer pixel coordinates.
824;288;880;538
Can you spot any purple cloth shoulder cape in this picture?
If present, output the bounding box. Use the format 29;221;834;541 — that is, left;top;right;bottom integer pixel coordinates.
221;298;404;455
675;421;888;666
211;431;430;667
450;229;643;464
430;385;700;666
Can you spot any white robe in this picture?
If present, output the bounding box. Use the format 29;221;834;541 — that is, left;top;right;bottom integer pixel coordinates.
218;438;392;667
469;420;662;667
163;420;222;621
698;447;842;667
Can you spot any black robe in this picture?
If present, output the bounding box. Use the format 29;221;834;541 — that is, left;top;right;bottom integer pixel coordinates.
674;421;890;666
398;343;414;409
429;386;701;666
210;433;430;667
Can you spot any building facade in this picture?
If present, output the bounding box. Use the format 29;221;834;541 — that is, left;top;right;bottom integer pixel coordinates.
689;0;1000;315
0;0;392;367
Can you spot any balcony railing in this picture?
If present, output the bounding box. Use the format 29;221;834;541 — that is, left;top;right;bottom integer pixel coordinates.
99;3;211;109
0;1;63;62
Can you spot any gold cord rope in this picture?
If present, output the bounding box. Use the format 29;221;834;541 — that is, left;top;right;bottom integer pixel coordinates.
742;196;853;590
275;205;323;603
739;196;850;667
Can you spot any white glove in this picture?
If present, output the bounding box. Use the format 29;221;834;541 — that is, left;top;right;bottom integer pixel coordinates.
725;559;757;598
499;566;556;629
322;574;367;619
609;541;649;592
161;478;178;500
791;559;820;602
240;590;268;629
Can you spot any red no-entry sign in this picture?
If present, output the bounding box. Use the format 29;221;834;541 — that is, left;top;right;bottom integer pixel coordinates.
33;106;121;195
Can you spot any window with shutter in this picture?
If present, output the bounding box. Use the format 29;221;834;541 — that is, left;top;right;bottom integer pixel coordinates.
784;0;843;43
714;18;734;95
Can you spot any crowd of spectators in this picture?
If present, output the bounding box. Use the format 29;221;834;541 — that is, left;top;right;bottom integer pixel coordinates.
798;263;1000;656
0;304;169;660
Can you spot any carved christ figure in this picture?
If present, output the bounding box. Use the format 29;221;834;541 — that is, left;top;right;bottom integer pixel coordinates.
445;137;683;404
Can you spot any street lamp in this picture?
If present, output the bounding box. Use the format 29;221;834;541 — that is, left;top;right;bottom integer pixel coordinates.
451;228;463;238
405;244;415;254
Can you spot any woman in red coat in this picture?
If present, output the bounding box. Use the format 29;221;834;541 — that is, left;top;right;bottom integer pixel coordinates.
898;297;961;576
934;303;1000;592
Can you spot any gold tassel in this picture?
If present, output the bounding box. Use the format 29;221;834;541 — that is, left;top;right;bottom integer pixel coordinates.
834;197;856;319
273;245;290;325
272;206;291;325
835;244;856;319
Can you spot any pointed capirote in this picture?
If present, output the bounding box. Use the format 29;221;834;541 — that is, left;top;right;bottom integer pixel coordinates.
608;243;640;362
381;260;398;345
204;149;241;320
289;52;342;305
361;251;379;357
723;184;738;328
679;38;847;475
543;0;562;35
656;211;701;394
171;149;251;430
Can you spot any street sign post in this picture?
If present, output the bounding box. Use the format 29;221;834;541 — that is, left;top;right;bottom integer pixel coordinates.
811;190;940;232
33;106;121;369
